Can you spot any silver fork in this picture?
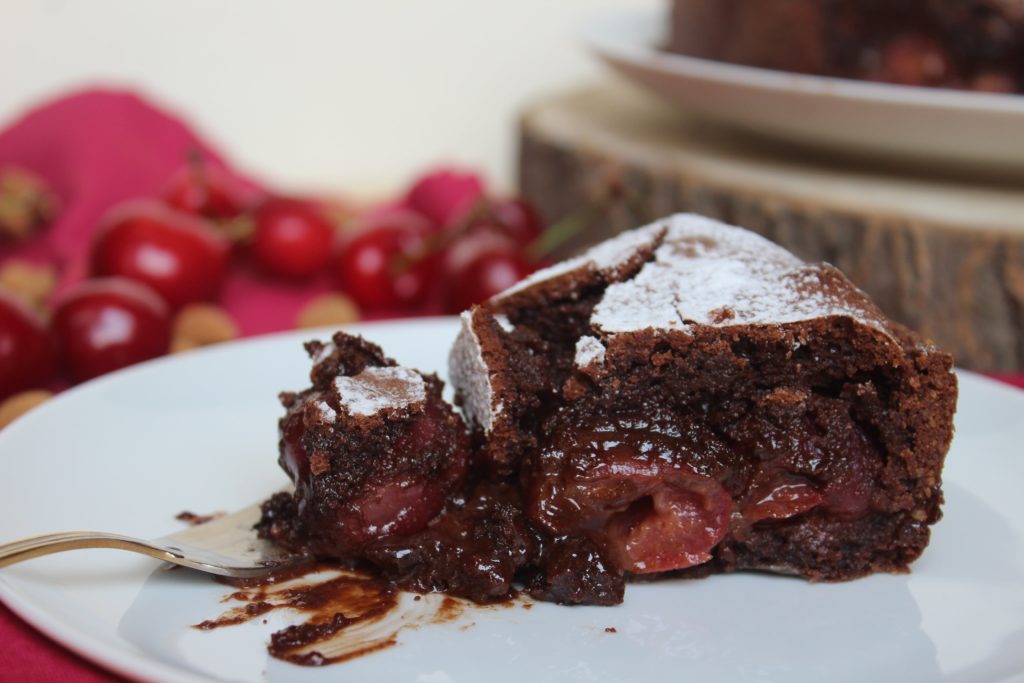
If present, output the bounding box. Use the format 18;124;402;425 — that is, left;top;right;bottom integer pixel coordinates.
0;500;307;578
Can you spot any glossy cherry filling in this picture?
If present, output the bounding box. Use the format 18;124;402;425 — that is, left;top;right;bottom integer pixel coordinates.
525;400;879;575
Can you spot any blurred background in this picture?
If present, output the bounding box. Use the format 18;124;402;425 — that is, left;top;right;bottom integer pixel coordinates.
3;0;657;192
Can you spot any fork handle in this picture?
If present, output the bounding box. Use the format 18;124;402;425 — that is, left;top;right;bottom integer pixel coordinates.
0;531;181;568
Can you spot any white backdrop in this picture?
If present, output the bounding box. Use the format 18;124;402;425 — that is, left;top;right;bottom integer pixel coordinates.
1;0;659;194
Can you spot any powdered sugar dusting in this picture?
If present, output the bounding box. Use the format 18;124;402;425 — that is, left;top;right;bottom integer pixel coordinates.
333;366;426;417
494;222;663;301
574;336;606;369
494;314;515;333
314;342;336;364
448;311;498;432
314;399;336;424
593;214;891;336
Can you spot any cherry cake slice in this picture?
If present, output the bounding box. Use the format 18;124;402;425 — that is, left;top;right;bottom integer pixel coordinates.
449;213;957;587
261;214;956;607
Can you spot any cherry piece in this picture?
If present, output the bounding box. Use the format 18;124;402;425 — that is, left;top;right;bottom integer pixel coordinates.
971;71;1016;94
446;246;533;313
527;410;735;574
404;168;484;228
90;199;230;310
162;159;249;220
487;198;543;247
741;471;824;525
334;210;435;312
604;477;733;574
0;291;56;399
875;34;952;87
821;420;877;519
251;198;335;279
52;278;171;382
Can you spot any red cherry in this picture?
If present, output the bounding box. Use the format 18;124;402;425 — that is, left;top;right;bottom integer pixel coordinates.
404;168;485;228
91;199;230;310
250;198;335;279
487;198;543;246
162;159;249;220
443;225;518;275
0;291;56;399
335;210;435;312
52;278;171;382
447;247;533;312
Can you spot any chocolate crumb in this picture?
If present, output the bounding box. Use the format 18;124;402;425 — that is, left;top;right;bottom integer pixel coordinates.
175;510;225;526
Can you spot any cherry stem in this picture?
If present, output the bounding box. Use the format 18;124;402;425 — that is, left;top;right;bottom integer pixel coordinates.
525;171;638;261
389;198;492;275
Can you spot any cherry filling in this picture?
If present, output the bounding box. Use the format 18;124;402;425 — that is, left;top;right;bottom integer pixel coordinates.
603;478;733;574
525;412;737;575
525;400;880;575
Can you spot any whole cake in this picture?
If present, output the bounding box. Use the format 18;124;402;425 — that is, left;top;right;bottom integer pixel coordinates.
666;0;1024;93
262;214;957;605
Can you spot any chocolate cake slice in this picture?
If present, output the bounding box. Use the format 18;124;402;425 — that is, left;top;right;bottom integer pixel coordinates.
449;214;956;581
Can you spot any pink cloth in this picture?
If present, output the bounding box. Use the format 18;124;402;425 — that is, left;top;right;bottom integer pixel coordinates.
1;89;1023;682
0;88;258;294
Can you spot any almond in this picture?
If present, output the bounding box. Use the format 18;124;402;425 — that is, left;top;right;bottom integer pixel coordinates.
171;303;239;354
0;390;53;430
0;260;57;311
296;293;360;329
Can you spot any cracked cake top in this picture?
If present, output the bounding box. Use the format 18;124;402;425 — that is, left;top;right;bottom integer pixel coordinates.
450;213;905;439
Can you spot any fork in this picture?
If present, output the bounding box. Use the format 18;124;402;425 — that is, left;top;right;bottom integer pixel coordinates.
0;500;307;578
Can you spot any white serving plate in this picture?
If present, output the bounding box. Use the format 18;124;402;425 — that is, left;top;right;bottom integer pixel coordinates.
0;317;1022;682
581;10;1024;172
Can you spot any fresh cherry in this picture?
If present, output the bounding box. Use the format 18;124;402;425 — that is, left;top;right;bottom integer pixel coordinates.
334;209;436;312
162;157;250;220
446;245;533;312
404;168;485;228
250;197;335;279
487;198;543;246
52;278;171;382
0;291;56;399
90;199;230;310
443;225;518;274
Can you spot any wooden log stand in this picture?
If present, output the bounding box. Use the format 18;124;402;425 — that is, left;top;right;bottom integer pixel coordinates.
518;83;1024;372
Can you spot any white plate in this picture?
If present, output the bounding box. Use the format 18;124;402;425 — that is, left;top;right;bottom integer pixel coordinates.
1;317;1023;683
581;10;1024;171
